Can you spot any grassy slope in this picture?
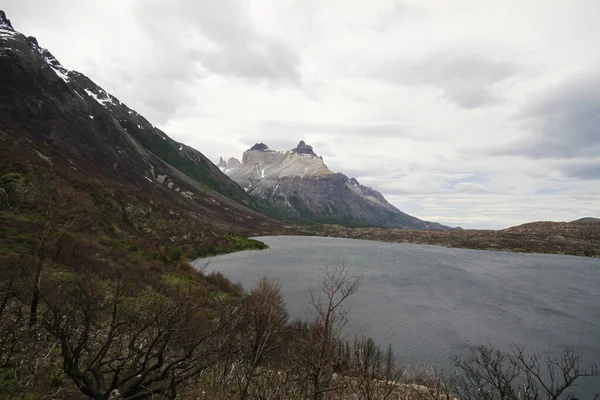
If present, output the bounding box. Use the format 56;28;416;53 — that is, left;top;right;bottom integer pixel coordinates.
0;134;270;266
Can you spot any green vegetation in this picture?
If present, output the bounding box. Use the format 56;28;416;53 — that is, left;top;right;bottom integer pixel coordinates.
122;121;257;209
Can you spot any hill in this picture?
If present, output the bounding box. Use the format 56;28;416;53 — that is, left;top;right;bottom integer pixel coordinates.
571;217;600;224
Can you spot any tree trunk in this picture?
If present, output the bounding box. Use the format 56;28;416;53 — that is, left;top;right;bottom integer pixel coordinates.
29;257;44;329
312;371;322;400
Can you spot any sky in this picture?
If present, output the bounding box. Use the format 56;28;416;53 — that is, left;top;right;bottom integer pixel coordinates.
3;0;600;229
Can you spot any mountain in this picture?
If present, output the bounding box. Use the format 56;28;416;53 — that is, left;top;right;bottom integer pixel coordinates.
0;10;284;244
220;141;451;230
571;217;600;224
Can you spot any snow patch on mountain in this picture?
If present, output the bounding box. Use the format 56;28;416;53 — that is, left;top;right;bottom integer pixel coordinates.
83;88;114;107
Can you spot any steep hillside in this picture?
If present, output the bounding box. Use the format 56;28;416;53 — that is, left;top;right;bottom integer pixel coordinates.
0;10;258;212
221;141;451;230
0;10;286;258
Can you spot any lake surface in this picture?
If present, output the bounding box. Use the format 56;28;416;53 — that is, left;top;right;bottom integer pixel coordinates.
195;236;600;393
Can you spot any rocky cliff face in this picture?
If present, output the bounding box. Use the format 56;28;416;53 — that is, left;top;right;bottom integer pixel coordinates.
221;142;450;229
0;10;279;231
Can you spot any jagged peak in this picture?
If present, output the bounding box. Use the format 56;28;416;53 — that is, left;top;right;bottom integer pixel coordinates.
227;157;241;166
0;10;14;31
292;140;317;156
249;143;270;151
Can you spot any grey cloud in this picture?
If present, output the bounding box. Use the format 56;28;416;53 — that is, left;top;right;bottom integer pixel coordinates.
85;0;302;124
498;72;600;159
257;120;435;140
103;60;203;125
559;160;600;180
198;42;300;84
376;49;520;108
376;2;429;32
454;182;490;193
135;0;300;85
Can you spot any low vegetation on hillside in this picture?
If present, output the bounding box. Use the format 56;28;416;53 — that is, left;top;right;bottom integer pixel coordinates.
0;172;598;398
304;221;600;257
0;131;597;400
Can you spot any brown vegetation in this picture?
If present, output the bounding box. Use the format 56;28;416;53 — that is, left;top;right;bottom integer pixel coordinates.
1;256;598;399
300;221;600;257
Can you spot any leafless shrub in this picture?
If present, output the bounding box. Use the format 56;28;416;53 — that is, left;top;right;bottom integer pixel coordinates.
40;274;242;399
451;344;599;400
295;262;362;400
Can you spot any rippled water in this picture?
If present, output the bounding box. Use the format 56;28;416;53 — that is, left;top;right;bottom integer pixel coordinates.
195;236;600;394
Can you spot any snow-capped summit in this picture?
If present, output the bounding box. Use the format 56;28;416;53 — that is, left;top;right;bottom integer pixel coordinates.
219;141;451;229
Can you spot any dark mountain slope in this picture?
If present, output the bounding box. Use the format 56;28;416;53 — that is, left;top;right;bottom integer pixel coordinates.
0;9;291;268
0;10;256;211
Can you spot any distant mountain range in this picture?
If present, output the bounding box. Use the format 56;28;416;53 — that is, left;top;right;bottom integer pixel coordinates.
220;142;452;230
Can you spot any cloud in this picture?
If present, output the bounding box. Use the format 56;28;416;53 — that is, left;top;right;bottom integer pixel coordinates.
135;0;301;85
360;172;474;196
455;182;489;193
256;120;432;140
500;72;600;159
559;159;600;180
376;2;429;32
375;49;521;108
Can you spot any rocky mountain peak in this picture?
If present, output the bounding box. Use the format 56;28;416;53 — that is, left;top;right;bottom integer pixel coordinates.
227;157;241;168
0;10;14;31
292;140;317;156
249;143;270;151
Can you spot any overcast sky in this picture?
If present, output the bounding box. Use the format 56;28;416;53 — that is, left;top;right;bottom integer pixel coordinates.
4;0;600;228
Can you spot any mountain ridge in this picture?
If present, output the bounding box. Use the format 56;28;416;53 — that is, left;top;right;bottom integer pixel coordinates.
220;141;452;230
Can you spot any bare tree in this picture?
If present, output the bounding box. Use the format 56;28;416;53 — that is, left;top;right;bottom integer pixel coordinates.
408;366;454;400
236;276;288;400
512;345;599;400
0;256;31;384
296;263;362;400
29;183;83;328
349;337;404;400
41;275;241;399
451;344;600;400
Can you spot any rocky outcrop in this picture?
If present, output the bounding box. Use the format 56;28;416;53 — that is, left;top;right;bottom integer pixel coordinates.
249;142;270;151
0;11;13;32
220;142;451;230
292;140;317;156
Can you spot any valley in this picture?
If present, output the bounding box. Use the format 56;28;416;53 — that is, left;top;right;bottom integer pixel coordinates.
0;8;599;400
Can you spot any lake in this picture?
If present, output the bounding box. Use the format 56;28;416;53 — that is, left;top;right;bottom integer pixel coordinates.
194;236;600;393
